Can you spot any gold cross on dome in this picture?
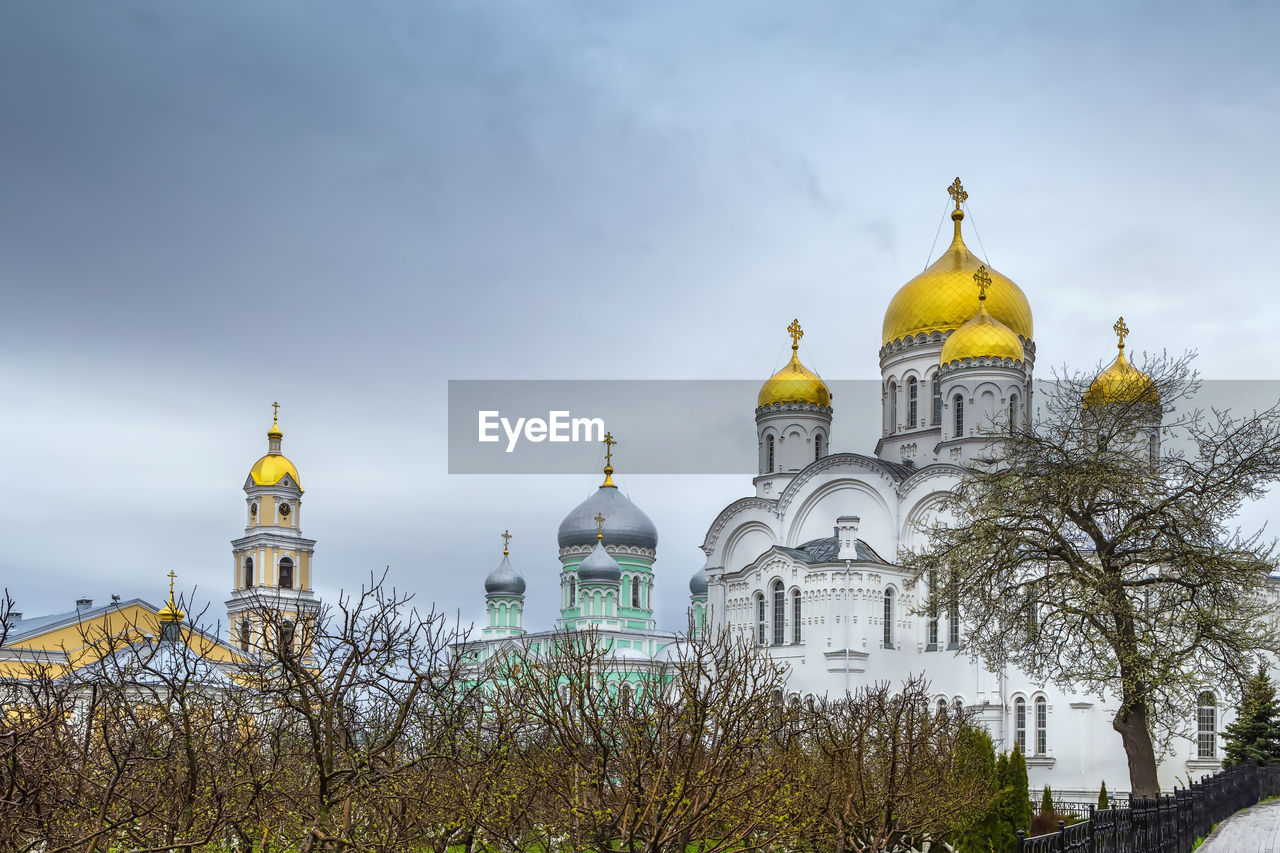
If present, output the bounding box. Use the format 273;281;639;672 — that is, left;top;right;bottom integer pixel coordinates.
948;177;968;210
787;319;804;351
1113;316;1129;350
973;265;992;301
271;401;280;425
602;432;617;468
167;570;177;600
594;513;606;539
501;529;512;556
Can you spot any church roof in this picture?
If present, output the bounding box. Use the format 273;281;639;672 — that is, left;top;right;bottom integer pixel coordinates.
776;536;888;565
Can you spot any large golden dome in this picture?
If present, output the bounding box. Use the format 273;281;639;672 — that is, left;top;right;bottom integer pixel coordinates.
883;182;1033;347
1084;317;1159;408
939;272;1025;367
248;406;303;490
758;320;831;408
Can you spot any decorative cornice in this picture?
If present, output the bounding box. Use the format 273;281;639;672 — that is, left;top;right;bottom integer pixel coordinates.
754;401;833;417
558;543;656;561
700;497;777;554
938;356;1028;376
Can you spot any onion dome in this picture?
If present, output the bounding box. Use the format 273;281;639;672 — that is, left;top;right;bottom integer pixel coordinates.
484;555;526;596
689;566;708;597
558;434;658;551
157;570;184;623
1085;317;1160;408
940;266;1025;367
578;539;622;584
758;319;831;408
249;403;303;491
883;179;1033;347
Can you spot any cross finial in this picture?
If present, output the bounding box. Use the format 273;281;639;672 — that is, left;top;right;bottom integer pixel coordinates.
973;265;992;301
787;319;803;352
501;529;512;556
167;570;177;603
593;513;606;541
603;432;617;467
272;401;279;426
948;177;968;210
1113;316;1129;351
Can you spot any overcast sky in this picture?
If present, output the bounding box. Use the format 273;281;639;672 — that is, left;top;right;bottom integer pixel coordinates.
2;2;1279;634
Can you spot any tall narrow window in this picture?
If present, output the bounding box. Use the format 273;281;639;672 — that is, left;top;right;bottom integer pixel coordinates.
1198;692;1217;759
766;435;775;473
1035;696;1048;755
889;382;898;432
238;619;251;652
1009;392;1020;428
947;575;960;649
278;557;294;590
631;578;641;608
792;589;802;644
953;394;965;437
243;557;253;589
883;588;895;649
618;683;633;711
772;580;785;646
755;593;767;645
931;374;942;425
908;377;918;427
1015;697;1027;754
814;433;823;461
568;576;577;608
927;573;939;650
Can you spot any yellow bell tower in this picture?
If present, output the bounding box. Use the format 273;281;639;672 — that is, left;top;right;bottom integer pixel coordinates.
226;403;319;657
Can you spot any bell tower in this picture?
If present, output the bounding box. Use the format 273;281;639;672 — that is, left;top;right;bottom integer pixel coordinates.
226;403;319;657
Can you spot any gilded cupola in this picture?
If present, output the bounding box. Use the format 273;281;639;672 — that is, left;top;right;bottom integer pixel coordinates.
758;319;832;408
1084;317;1160;408
248;402;303;491
883;178;1033;348
939;266;1025;367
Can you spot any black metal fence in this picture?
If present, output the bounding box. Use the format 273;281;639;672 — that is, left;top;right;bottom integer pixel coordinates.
1017;763;1280;853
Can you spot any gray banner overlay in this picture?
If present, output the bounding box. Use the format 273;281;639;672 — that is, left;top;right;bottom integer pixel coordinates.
448;380;1280;475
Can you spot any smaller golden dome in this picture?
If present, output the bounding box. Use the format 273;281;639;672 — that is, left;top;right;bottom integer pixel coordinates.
158;570;184;623
249;454;303;489
940;267;1024;367
758;320;831;408
1085;318;1159;408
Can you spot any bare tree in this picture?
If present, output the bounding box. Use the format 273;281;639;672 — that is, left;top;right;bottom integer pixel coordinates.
903;352;1280;795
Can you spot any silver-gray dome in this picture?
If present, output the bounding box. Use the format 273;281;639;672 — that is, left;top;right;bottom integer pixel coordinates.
558;485;658;551
484;554;526;596
577;540;621;584
689;566;708;597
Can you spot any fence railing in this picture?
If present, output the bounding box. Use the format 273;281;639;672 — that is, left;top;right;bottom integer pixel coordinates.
1016;763;1280;853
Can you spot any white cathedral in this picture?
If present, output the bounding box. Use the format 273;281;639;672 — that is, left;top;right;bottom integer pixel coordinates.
468;179;1237;799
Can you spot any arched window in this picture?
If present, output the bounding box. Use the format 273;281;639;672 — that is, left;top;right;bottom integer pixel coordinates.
766;435;775;473
814;433;823;461
238;619;251;652
755;593;767;645
1014;696;1027;754
1198;692;1217;759
937;697;948;715
908;377;918;428
792;589;802;644
883;588;895;649
772;580;785;646
953;394;965;437
631;578;641;609
568;576;577;608
278;557;294;590
889;382;898;432
1009;392;1020;428
277;620;295;656
947;573;960;649
931;374;942;425
618;682;633;711
1035;696;1048;755
243;557;253;589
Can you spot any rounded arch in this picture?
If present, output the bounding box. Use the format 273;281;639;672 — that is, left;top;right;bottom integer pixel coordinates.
784;478;894;550
278;556;295;590
723;521;778;576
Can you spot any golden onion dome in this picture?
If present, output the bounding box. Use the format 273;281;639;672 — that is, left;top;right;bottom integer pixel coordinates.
1084;317;1160;408
940;266;1025;367
883;179;1033;347
758;320;831;408
158;571;185;623
249;404;304;490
